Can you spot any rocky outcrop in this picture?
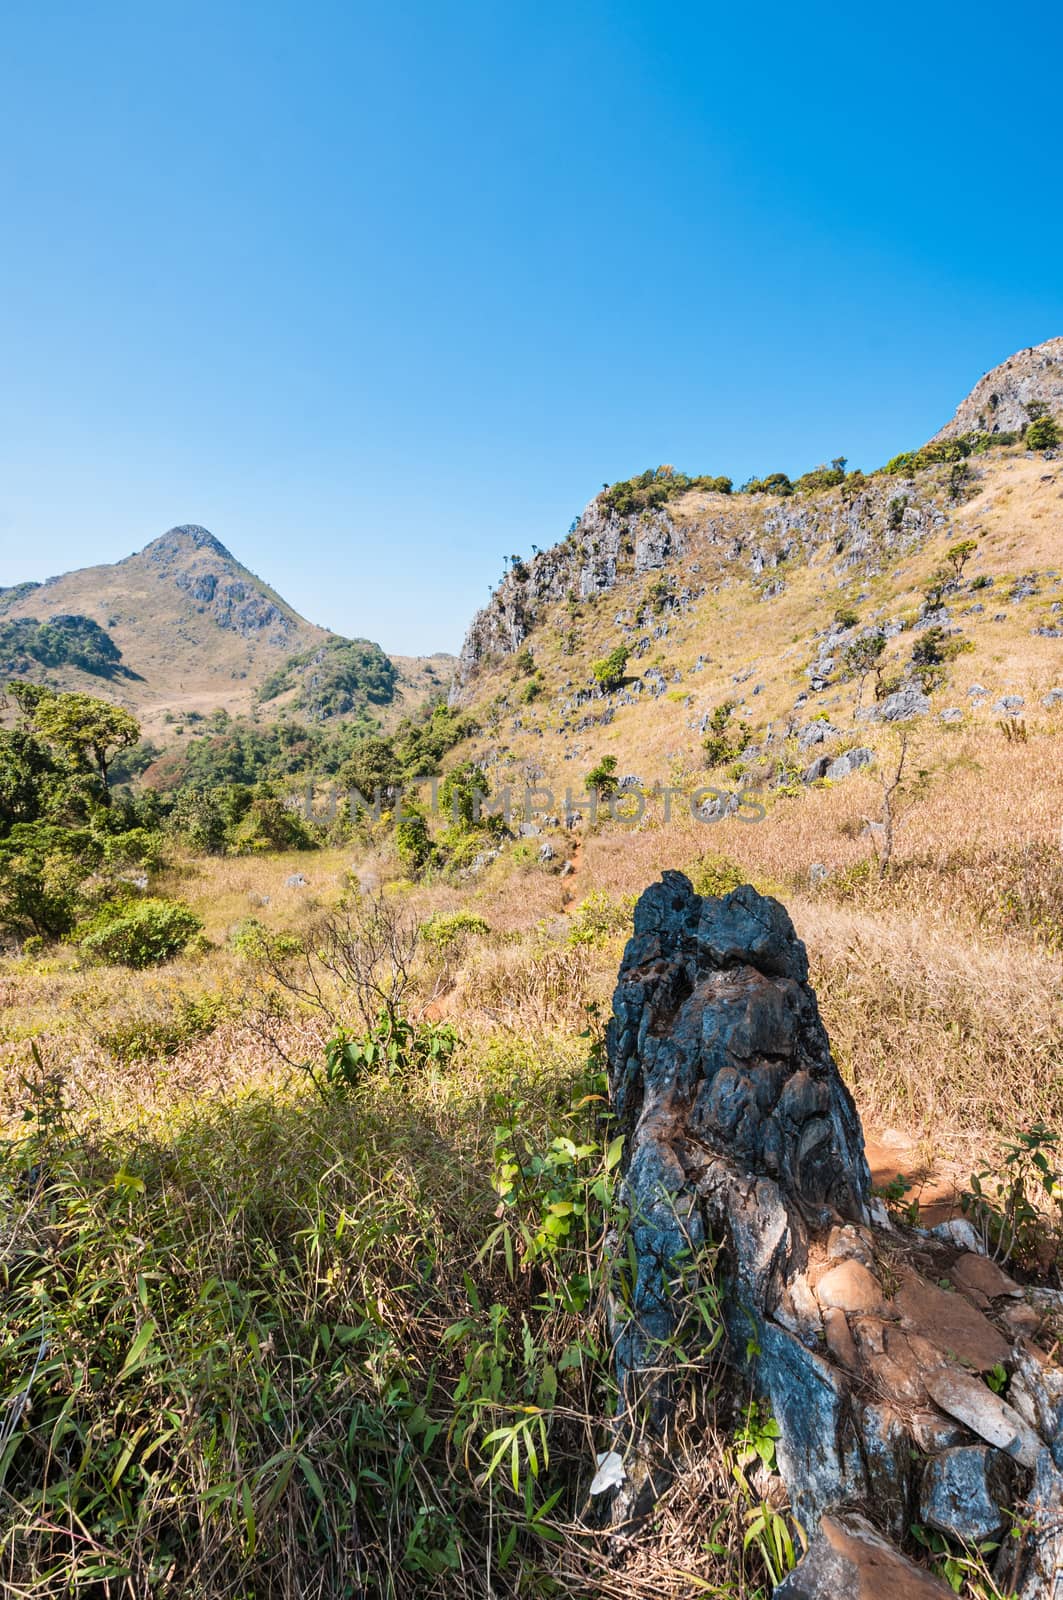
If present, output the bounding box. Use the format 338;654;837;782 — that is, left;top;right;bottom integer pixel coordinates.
451;477;949;699
929;336;1063;442
602;873;1063;1594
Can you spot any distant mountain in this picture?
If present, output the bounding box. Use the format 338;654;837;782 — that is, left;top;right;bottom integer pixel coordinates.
0;524;453;737
929;336;1063;441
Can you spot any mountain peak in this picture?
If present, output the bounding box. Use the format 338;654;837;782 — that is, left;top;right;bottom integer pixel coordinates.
140;525;235;563
929;336;1063;443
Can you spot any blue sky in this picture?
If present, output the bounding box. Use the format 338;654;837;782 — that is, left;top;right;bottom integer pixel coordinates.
1;2;1060;655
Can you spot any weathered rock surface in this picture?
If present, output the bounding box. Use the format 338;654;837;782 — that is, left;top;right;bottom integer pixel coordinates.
919;1445;1015;1541
774;1512;953;1598
603;873;1063;1595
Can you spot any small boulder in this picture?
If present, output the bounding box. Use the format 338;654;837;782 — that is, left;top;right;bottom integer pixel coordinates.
939;708;962;723
920;1445;1015;1542
930;1217;985;1253
895;1274;1010;1372
949;1253;1022;1303
803;755;832;784
798;720;839;748
993;695;1024;715
285;874;308;888
825;746;874;780
878;687;930;722
816;1259;887;1316
925;1368;1042;1468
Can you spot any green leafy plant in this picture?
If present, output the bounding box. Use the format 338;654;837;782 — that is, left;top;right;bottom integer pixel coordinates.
703;701;751;767
77;895;203;967
962;1122;1062;1277
565;890;633;947
421;909;491;949
1027;415;1060;451
591;647;628;691
584;754;619;796
316;1012;460;1095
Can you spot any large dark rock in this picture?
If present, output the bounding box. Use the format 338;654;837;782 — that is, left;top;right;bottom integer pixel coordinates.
602;873;1063;1592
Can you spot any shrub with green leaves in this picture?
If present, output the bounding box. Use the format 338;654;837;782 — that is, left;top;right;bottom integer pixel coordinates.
565;890;634;946
689;851;748;899
421;909;491;950
702;701;751;767
0;821;102;941
1027;414;1060;451
78;896;203;968
316;1013;460;1094
584;754;618;795
591;647;628;691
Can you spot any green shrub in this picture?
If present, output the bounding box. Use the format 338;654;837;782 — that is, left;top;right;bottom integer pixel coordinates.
598;466;731;516
421;910;491;950
226;793;318;855
584;754;619;795
689;851;747;899
566;890;634;946
229;916;303;961
0;821;102;941
317;1014;460;1094
100;827;166;871
1027;415;1060;451
743;472;793;497
78;896;203;968
591;647;628;690
702;701;751;767
96;990;233;1063
395;808;434;874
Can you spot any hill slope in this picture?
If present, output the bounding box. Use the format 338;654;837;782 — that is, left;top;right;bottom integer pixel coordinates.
449;346;1063;796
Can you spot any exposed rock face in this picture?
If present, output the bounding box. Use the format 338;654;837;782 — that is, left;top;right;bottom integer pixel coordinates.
148;527;295;642
929;336;1063;442
451;475;949;699
603;873;1063;1593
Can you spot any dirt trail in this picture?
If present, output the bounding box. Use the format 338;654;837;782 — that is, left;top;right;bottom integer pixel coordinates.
560;838;583;912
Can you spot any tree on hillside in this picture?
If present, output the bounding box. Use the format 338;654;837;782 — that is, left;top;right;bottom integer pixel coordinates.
592;647;629;691
945;540;977;578
26;691;140;799
337;736;402;801
1027;415;1060;451
843;633;887;709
